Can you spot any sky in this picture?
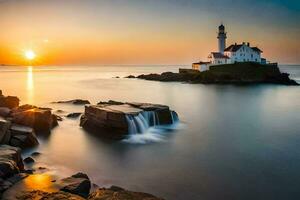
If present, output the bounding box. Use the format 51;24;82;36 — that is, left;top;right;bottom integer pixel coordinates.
0;0;299;65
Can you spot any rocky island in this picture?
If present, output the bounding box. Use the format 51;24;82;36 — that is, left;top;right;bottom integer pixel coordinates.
126;62;299;85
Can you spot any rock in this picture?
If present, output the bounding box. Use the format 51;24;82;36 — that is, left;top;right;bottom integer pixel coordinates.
53;114;63;121
0;107;11;117
80;101;178;139
23;157;35;164
0;145;24;179
125;75;136;78
9;124;39;149
55;99;91;105
15;190;85;200
59;173;91;198
66;113;82;118
31;152;41;157
0;119;11;144
0;95;20;109
71;172;90;180
6;173;28;184
11;106;57;132
136;62;299;85
88;186;164;200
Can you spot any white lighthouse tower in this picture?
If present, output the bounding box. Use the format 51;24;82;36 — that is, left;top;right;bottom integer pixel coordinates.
217;24;227;54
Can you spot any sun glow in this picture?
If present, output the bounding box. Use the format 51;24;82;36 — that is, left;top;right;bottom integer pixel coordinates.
25;50;36;60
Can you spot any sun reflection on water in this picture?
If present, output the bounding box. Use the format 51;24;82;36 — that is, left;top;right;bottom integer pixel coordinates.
24;174;57;192
27;66;34;104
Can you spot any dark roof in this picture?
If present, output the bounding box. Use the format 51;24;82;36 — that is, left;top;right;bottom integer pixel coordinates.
224;44;263;53
251;47;263;52
224;44;243;52
193;61;211;65
209;52;229;59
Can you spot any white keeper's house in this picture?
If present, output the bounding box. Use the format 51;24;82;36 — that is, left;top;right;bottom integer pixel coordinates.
193;24;267;71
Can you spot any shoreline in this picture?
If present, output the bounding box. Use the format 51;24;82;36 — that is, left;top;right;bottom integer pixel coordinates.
0;91;165;199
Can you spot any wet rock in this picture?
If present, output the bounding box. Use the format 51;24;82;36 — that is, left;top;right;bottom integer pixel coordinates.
80;101;178;139
66;112;82;118
31;152;41;157
88;186;164;200
11;106;57;132
59;172;91;198
23;157;35;164
71;172;90;180
6;173;28;184
53;114;63;121
125;75;136;78
15;190;85;200
0;119;11;144
9;124;39;149
0;107;11;117
55;99;91;105
0;145;24;179
0;95;20;109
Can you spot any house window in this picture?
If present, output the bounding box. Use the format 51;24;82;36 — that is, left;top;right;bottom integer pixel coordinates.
251;54;253;58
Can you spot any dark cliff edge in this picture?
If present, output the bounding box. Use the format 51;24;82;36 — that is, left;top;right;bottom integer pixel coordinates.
126;62;299;85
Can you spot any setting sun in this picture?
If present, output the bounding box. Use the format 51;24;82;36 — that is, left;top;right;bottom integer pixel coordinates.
25;50;36;60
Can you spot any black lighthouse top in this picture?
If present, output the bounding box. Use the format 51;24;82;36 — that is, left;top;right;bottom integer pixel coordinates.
219;24;225;31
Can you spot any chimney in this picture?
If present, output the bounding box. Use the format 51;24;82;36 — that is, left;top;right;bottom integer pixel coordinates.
235;42;237;46
247;42;250;47
242;42;245;45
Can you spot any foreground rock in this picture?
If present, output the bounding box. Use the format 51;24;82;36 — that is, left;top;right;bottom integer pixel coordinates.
127;62;299;85
0;119;11;144
12;186;163;200
0;91;19;109
15;190;85;200
11;105;57;133
88;186;164;200
80;100;178;139
9;125;38;149
0;145;24;179
58;173;91;198
54;99;91;105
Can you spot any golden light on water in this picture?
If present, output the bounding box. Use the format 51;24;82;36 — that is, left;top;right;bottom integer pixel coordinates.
25;50;36;60
24;174;56;192
27;66;34;104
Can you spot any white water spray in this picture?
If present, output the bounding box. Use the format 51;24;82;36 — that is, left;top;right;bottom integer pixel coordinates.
124;110;179;144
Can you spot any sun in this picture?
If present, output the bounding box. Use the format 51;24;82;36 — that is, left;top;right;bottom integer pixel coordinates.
25;50;36;60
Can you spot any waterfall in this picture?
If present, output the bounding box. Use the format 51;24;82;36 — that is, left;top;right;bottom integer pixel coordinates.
125;110;177;135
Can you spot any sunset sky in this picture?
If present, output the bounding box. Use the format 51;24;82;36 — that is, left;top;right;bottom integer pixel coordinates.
0;0;299;65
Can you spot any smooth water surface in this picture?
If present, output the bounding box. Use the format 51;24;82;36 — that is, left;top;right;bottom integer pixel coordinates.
0;65;300;200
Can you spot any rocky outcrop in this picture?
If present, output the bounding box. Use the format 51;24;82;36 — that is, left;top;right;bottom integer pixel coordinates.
58;173;91;198
127;62;299;85
15;190;85;200
12;186;163;200
0;145;24;179
9;124;39;149
66;113;82;118
54;99;91;105
0;91;19;109
0;108;11;118
0;120;11;144
80;101;178;139
11;105;57;133
88;186;164;200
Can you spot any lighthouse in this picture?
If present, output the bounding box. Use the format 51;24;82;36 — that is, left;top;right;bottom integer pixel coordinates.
217;24;227;54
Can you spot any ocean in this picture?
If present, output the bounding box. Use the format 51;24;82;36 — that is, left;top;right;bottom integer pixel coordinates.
0;64;300;200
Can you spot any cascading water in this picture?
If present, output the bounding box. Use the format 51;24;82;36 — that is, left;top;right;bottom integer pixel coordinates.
124;110;179;144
